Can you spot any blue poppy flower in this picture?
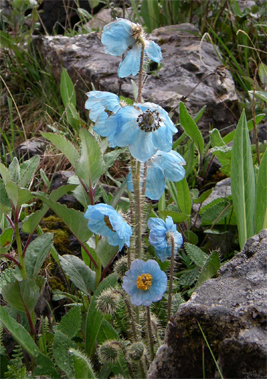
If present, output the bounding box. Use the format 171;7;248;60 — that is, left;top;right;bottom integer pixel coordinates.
127;150;186;200
101;18;162;78
148;216;183;262
122;259;167;306
84;204;132;251
106;102;177;162
85;91;122;137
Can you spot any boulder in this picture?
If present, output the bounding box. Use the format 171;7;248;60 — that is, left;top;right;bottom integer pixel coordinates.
34;23;239;134
148;229;267;379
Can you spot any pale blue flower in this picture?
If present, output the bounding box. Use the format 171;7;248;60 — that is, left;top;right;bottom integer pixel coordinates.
122;259;167;306
101;18;162;78
148;216;183;262
84;204;132;251
85;91;121;137
127;150;186;200
106;102;177;162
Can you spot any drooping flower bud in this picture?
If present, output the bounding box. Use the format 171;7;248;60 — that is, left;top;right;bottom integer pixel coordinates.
128;342;145;361
98;340;120;363
96;288;121;315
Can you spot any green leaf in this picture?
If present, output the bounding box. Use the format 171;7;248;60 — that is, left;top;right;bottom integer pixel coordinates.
88;0;99;9
179;102;204;156
19;156;40;188
70;348;96;379
179;267;199;286
176;178;192;220
24;233;54;278
223;114;265;144
193;105;207;123
0;306;39;357
193;189;212;204
22;184;77;234
77;8;92;20
0;268;16;294
8;157;20;183
41;132;79;168
0;228;13;253
140;0;160;33
34;192;92;242
183;230;198;245
33;353;61;379
85;274;118;356
5;182;33;208
231;110;255;248
210;128;226;148
60;68;76;108
258;62;267;85
58;306;82;339
159;210;188;223
75;129;105;188
184;141;195;178
249;91;267;103
53;330;76;378
184;243;208;268
59;255;96;294
95;237;119;268
195;251;220;288
0;163;11;184
104;149;124;170
200;199;232;225
2;279;40;314
255;150;267;233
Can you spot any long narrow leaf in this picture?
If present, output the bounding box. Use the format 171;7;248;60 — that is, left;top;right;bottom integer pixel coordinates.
231;110;255;248
255;150;267;233
180;102;204;157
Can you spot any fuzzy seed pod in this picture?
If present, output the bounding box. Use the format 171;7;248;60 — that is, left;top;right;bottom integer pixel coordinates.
96;288;121;315
114;256;128;278
128;342;145;361
98;341;120;363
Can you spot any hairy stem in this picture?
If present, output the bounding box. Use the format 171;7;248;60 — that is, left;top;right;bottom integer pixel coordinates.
137;40;145;103
167;235;176;321
146;306;155;361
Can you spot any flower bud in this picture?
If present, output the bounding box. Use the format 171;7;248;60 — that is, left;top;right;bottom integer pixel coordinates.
114;256;128;278
98;341;120;363
97;288;121;315
128;342;145;361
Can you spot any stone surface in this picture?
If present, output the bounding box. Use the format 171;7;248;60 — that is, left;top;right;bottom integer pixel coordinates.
148;230;267;379
34;23;239;134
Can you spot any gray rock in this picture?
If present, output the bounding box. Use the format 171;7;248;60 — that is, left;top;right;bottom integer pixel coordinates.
34;23;239;134
148;230;267;379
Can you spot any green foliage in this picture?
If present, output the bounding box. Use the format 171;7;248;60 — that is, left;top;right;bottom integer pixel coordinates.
33;353;60;379
231;111;255;248
58;306;82;339
0;306;39;357
2;279;39;314
255;150;267;233
24;233;54;278
70;348;97;379
53;330;77;378
4;345;27;379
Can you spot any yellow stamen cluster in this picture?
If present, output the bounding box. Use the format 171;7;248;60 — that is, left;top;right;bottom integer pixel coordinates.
137;273;153;291
104;215;115;232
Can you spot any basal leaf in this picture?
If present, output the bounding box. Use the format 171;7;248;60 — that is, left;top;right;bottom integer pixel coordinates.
231;110;255;248
5;182;33;208
59;255;96;294
53;330;76;378
41;132;79;168
33;353;60;379
184;243;208;268
70;348;96;379
2;279;40;314
58;306;82;339
24;233;54;278
19;156;40;188
195;251;220;288
255;149;267;233
85;274;118;356
0;306;39;357
180;102;204;156
95;237;119;268
75;129;105;188
60;68;76;108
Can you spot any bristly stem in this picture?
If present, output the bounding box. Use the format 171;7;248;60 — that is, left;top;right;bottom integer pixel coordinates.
137;40;145;103
146;306;155;361
110;341;135;379
131;158;143;259
167;235;176;321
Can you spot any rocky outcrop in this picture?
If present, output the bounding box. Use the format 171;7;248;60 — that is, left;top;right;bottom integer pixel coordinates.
34;23;239;134
148;229;267;379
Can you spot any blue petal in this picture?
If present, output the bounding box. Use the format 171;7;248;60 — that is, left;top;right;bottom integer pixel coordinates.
154;151;186;182
101;19;134;56
129;131;156;162
145;163;165;200
145;40;162;63
148;218;165;229
118;45;141;78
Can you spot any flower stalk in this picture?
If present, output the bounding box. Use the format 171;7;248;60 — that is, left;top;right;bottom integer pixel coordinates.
167;235;176;321
146;306;155;361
